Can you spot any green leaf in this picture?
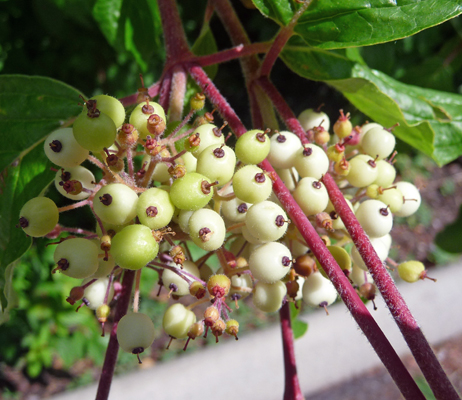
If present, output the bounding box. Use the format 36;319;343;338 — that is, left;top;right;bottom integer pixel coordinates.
192;22;218;79
281;40;462;165
0;75;83;173
92;0;124;45
0;145;56;313
253;0;462;48
435;204;462;253
292;318;308;339
0;75;81;313
289;302;308;339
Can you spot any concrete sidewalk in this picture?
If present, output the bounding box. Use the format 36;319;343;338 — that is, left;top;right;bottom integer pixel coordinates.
51;261;462;400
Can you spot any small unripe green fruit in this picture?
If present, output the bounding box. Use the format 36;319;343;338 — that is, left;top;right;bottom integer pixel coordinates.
111;225;159;270
117;312;155;354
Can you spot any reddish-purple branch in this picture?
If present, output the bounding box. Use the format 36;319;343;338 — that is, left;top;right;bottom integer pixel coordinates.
259;1;312;77
96;270;135;400
256;73;459;400
322;173;460;400
157;0;192;63
280;303;304;400
263;159;425;399
192;42;270;67
188;63;246;136
119;82;161;107
190;59;424;397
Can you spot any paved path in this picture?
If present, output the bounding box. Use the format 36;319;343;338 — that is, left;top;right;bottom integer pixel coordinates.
51;260;462;400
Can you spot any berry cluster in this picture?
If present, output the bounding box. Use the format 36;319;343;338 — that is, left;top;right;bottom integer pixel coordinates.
18;91;431;362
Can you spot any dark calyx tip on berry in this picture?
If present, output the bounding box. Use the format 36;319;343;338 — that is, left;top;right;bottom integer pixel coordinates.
254;173;266;183
312;181;322;189
99;193;113;206
60;170;71;181
281;256;291;267
142;103;154;115
256;132;266;142
379;206;390;216
275;215;285;227
303;147;313;157
169;283;178;292
213;147;225;158
146;206;158;218
237;203;248;213
199;227;212;242
18;216;29;228
57;258;70;271
49;140;63;153
276;134;286;143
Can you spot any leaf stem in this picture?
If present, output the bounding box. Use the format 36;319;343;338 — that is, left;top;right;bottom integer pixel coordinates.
259;1;312;77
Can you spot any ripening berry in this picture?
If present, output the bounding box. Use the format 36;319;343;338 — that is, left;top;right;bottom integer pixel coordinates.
298;108;330;132
117;312;155;356
293;144;329;180
111;225;159;271
333;110;352;139
249;242;292;283
53;238;99;279
207;274;231;298
302;271;338;310
235;129;271;165
162;303;196;339
44;128;89;168
252;280;287;313
19;197;59;238
267;131;302;169
169;172;214;211
82;277;114;310
86;95;126;128
394;181;421;217
232;165;272;204
129;101;166;140
355;199;393;238
73;110;117;153
189;208;226;251
398;261;435;283
93;183;138;225
162;260;201;297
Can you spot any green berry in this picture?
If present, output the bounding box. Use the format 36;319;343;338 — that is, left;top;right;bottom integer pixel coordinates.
19;197;59;237
117;312;155;355
235;129;271;165
169;172;213;211
111;224;159;270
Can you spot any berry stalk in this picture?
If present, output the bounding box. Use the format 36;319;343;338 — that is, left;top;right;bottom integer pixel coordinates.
257;73;458;399
322;173;461;400
190;60;425;398
96;270;135;400
280;302;304;400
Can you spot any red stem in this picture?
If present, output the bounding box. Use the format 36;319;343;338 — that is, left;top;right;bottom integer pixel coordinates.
95;270;135;400
280;302;304;400
322;173;461;400
190;60;424;398
192;42;270;67
157;0;192;63
158;70;172;112
119;82;161;107
259;1;311;77
188;63;246;136
263;159;425;399
256;74;459;400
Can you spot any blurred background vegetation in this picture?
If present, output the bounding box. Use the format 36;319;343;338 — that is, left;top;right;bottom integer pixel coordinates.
1;0;461;397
